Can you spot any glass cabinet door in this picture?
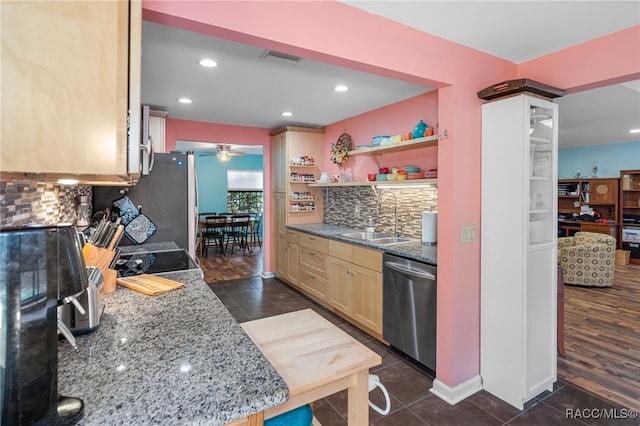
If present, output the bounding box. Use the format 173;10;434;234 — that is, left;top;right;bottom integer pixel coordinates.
528;100;557;246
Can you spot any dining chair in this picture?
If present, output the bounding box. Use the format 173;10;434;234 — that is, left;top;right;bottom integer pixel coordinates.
224;214;251;254
251;212;263;250
202;216;227;256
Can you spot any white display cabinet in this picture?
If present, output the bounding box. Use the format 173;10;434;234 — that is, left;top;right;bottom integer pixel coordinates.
480;94;558;410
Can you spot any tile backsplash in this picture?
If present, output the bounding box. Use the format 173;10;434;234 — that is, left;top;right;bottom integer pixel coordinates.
323;186;438;239
0;180;91;227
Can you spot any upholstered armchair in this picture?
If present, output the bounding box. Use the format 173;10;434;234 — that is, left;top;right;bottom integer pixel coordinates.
558;232;616;287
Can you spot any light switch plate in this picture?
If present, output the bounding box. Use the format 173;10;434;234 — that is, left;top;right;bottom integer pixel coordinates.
460;225;476;243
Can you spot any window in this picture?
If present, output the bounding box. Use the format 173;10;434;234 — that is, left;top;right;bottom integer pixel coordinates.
227;170;263;213
227;170;263;191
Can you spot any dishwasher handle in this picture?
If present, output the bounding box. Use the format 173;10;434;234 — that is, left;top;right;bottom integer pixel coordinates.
384;261;436;281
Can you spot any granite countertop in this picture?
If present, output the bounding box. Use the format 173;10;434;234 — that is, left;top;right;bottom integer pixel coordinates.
286;223;437;265
58;269;288;425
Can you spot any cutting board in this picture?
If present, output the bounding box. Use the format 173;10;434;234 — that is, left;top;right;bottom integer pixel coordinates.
116;274;185;296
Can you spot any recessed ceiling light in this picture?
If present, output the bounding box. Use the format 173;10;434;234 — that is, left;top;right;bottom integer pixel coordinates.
334;85;349;92
178;98;192;104
199;59;217;68
282;111;293;117
630;128;640;133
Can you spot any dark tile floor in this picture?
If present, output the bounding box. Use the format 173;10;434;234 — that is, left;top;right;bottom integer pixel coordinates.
208;277;637;426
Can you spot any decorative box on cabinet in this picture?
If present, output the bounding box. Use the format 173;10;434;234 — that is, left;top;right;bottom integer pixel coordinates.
1;0;142;183
481;94;557;410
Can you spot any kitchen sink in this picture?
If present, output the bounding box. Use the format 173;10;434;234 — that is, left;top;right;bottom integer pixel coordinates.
370;237;413;245
341;232;390;240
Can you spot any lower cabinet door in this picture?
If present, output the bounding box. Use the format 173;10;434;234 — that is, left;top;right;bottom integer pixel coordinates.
351;265;383;334
328;257;351;315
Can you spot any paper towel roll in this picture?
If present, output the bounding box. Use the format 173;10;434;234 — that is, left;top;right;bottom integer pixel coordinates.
422;211;437;244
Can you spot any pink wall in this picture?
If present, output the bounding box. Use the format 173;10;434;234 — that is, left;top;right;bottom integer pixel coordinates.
518;25;640;93
323;92;439;178
144;0;640;394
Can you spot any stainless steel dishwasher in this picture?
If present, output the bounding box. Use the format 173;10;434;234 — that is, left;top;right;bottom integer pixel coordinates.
383;253;437;373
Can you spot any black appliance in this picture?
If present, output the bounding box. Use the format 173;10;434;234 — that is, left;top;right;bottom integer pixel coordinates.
92;152;198;258
1;224;87;425
114;249;200;277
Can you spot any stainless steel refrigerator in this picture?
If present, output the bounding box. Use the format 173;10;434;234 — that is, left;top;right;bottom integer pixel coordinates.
93;152;198;258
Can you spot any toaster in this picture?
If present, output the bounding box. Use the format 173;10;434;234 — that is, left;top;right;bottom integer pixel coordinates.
58;266;105;335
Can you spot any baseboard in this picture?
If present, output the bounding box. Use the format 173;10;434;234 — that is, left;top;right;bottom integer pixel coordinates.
262;271;275;279
430;375;482;405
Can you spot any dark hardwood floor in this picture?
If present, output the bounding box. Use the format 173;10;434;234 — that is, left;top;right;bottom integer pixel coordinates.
558;263;640;411
198;249;640;418
197;243;264;283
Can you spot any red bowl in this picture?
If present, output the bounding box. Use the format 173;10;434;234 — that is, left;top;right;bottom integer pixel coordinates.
378;167;389;174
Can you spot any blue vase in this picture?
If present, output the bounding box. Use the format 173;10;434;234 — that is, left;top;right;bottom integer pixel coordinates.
412;120;428;139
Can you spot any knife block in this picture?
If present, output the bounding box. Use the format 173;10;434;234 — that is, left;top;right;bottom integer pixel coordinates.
82;243;117;294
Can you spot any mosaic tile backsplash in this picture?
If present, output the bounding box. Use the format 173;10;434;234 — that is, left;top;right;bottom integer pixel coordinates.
0;180;91;227
323;186;438;239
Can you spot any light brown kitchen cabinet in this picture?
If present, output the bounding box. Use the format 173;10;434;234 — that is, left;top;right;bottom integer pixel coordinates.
327;257;353;314
269;126;325;225
271;193;287;278
327;240;383;335
1;1;141;183
284;230;299;286
270;127;324;281
298;234;329;301
149;110;168;153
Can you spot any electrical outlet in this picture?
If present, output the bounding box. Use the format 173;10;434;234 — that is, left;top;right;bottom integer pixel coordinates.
460;225;476;243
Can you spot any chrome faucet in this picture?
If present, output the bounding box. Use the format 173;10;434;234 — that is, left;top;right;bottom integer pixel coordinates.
376;190;399;237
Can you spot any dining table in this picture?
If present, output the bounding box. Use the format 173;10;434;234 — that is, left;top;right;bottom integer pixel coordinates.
198;214;256;256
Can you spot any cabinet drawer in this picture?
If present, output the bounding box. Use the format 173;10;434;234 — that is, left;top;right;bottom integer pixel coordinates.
298;232;328;253
299;246;327;278
285;229;299;243
298;267;327;301
329;240;382;272
580;223;616;237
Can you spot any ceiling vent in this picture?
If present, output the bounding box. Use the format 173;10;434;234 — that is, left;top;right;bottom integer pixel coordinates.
260;49;303;64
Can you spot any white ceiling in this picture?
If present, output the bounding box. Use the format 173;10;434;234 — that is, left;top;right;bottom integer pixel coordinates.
142;1;640;153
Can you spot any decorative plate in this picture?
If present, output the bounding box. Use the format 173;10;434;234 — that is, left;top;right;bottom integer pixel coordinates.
336;132;353;151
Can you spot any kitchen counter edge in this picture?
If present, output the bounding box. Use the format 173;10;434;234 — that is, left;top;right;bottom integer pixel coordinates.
58;269;288;426
286;223;437;265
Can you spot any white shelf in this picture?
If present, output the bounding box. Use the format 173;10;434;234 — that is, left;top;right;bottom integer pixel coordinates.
289;179;316;183
290;163;317;167
347;135;438;156
289;208;317;212
308;178;437;188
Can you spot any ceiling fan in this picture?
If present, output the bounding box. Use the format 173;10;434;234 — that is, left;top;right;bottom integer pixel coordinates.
198;144;245;161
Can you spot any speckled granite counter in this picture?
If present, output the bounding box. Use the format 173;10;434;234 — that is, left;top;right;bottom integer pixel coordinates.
286;223;437;265
58;269;288;425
